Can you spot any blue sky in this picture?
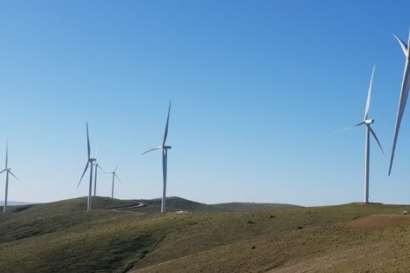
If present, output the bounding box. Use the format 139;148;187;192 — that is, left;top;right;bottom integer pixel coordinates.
1;1;410;206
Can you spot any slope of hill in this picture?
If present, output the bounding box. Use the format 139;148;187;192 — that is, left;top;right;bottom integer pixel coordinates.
0;198;409;272
123;197;301;213
0;201;34;206
213;202;301;211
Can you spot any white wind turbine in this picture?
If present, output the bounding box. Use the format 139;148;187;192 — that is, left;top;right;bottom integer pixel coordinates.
0;140;22;213
77;122;96;211
143;101;172;213
389;30;410;175
110;164;124;199
93;143;105;197
334;66;384;203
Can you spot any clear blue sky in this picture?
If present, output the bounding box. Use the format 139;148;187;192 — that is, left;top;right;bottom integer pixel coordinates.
1;1;410;206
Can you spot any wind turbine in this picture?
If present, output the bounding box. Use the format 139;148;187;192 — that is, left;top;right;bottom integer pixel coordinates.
110;164;124;199
334;66;384;203
143;101;172;213
93;143;105;197
0;140;22;213
389;30;410;175
77;122;96;211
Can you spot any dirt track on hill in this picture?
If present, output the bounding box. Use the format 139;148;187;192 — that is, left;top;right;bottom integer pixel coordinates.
111;203;147;213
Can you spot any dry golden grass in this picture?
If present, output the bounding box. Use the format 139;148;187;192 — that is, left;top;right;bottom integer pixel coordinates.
1;198;410;272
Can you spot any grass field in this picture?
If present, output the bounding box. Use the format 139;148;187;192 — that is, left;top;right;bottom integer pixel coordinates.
0;197;409;272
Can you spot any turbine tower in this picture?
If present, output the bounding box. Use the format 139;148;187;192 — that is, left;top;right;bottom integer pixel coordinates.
0;140;22;213
77;122;96;211
110;164;123;199
143;101;172;213
389;30;410;175
93;143;105;197
334;66;384;203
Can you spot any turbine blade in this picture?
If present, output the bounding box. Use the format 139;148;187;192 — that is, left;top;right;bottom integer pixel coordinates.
114;164;120;173
369;126;385;157
5;138;8;169
394;34;409;57
97;164;106;173
162;101;171;146
328;121;365;135
73;167;85;173
0;169;6;174
77;162;89;189
407;29;410;49
390;122;401;175
9;171;24;189
86;122;91;160
389;58;410;175
364;66;375;120
95;141;100;159
142;147;162;155
114;173;125;189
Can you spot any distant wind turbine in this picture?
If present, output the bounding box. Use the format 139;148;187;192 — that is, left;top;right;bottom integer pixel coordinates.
0;139;23;213
93;143;105;197
143;101;172;213
389;30;410;175
110;164;124;199
77;122;96;211
333;66;384;203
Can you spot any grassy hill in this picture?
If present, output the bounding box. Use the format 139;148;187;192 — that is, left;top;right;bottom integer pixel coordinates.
116;197;300;213
213;202;301;211
0;198;410;272
0;201;34;206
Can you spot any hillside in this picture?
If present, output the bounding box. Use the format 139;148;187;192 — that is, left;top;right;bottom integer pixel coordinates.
116;197;300;213
0;201;34;206
0;198;410;272
213;202;301;211
10;196;298;213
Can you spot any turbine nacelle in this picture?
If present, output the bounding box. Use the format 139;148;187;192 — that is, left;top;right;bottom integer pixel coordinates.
163;146;172;149
364;119;374;125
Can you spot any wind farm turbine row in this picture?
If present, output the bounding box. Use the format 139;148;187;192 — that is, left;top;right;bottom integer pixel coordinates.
76;123;124;211
76;101;172;212
2;30;410;212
